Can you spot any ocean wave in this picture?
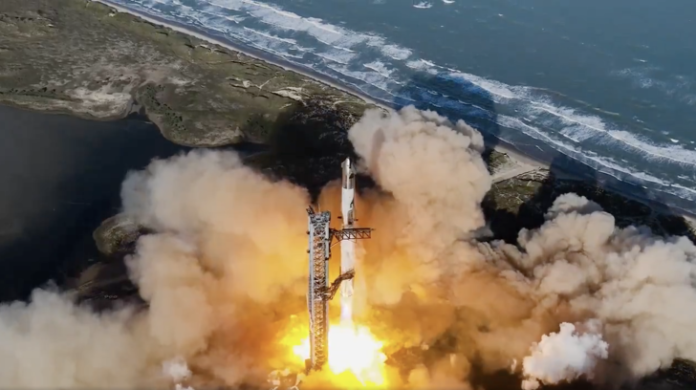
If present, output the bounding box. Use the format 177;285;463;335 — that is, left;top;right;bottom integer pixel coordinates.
198;0;413;61
612;66;696;106
439;69;696;168
496;115;696;200
110;0;696;203
242;26;298;45
363;61;394;77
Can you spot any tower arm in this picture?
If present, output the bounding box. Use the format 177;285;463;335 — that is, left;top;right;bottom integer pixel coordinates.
330;228;373;243
325;269;355;300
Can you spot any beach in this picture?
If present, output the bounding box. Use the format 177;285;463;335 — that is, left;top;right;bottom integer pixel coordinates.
92;0;696;222
93;0;548;177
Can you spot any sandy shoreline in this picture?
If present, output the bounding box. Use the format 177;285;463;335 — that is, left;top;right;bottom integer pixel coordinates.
91;0;548;168
93;1;545;155
91;0;696;222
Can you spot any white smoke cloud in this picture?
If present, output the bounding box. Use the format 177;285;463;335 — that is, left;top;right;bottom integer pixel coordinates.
0;290;158;389
342;106;491;307
521;321;608;390
348;106;489;240
500;193;696;386
122;150;310;303
163;356;191;382
163;357;195;390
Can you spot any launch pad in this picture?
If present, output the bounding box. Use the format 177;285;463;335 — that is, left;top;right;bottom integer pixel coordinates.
304;157;373;373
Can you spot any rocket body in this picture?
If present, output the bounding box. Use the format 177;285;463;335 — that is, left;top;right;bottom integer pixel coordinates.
340;158;357;322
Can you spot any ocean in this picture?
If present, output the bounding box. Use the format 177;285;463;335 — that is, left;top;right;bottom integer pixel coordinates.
106;0;696;212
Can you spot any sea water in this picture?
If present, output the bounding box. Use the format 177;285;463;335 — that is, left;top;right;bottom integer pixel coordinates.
108;0;696;213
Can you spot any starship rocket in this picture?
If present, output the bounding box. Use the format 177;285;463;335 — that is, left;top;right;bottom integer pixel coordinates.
340;157;357;322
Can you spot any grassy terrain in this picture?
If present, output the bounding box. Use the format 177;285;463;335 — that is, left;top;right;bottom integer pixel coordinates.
0;0;371;146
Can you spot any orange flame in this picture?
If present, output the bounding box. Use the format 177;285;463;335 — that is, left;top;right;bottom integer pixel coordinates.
282;320;388;387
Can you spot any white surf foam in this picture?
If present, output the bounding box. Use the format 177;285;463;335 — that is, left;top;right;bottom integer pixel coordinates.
442;69;696;169
363;61;394;77
413;2;433;9
108;0;696;203
199;0;412;61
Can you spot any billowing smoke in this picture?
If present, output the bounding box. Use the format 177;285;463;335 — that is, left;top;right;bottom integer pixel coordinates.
502;193;696;386
338;106;491;306
321;107;696;387
0;105;694;389
0;150;311;388
521;321;608;389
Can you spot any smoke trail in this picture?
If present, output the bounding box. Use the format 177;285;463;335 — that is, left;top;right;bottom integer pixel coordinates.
521;321;608;389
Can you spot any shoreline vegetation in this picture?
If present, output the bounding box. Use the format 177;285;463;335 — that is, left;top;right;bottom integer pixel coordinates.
1;1;696;387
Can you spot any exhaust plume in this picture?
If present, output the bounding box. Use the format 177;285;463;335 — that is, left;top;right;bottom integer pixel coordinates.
337;106;492;308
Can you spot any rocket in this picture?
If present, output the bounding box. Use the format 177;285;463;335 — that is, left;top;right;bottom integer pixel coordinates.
341;157;356;226
303;157;372;373
339;157;357;322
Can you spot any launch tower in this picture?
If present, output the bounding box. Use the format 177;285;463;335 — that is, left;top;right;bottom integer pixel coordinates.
305;157;373;372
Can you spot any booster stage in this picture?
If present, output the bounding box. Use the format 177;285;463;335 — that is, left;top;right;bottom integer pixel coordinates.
304;157;373;373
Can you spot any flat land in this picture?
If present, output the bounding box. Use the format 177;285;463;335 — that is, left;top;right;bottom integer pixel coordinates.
0;0;371;146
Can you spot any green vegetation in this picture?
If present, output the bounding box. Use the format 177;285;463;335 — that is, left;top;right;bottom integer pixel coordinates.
0;0;372;146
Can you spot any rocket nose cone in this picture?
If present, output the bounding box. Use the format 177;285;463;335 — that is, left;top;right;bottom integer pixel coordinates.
342;157;353;172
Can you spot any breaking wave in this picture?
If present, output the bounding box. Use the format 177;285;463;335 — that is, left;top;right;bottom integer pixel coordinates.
106;0;696;208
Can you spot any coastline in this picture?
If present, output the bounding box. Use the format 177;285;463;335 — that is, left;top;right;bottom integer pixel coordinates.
92;0;550;172
42;1;696;223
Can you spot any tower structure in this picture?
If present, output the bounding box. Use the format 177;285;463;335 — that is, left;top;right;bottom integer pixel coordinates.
306;207;331;371
304;157;373;372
